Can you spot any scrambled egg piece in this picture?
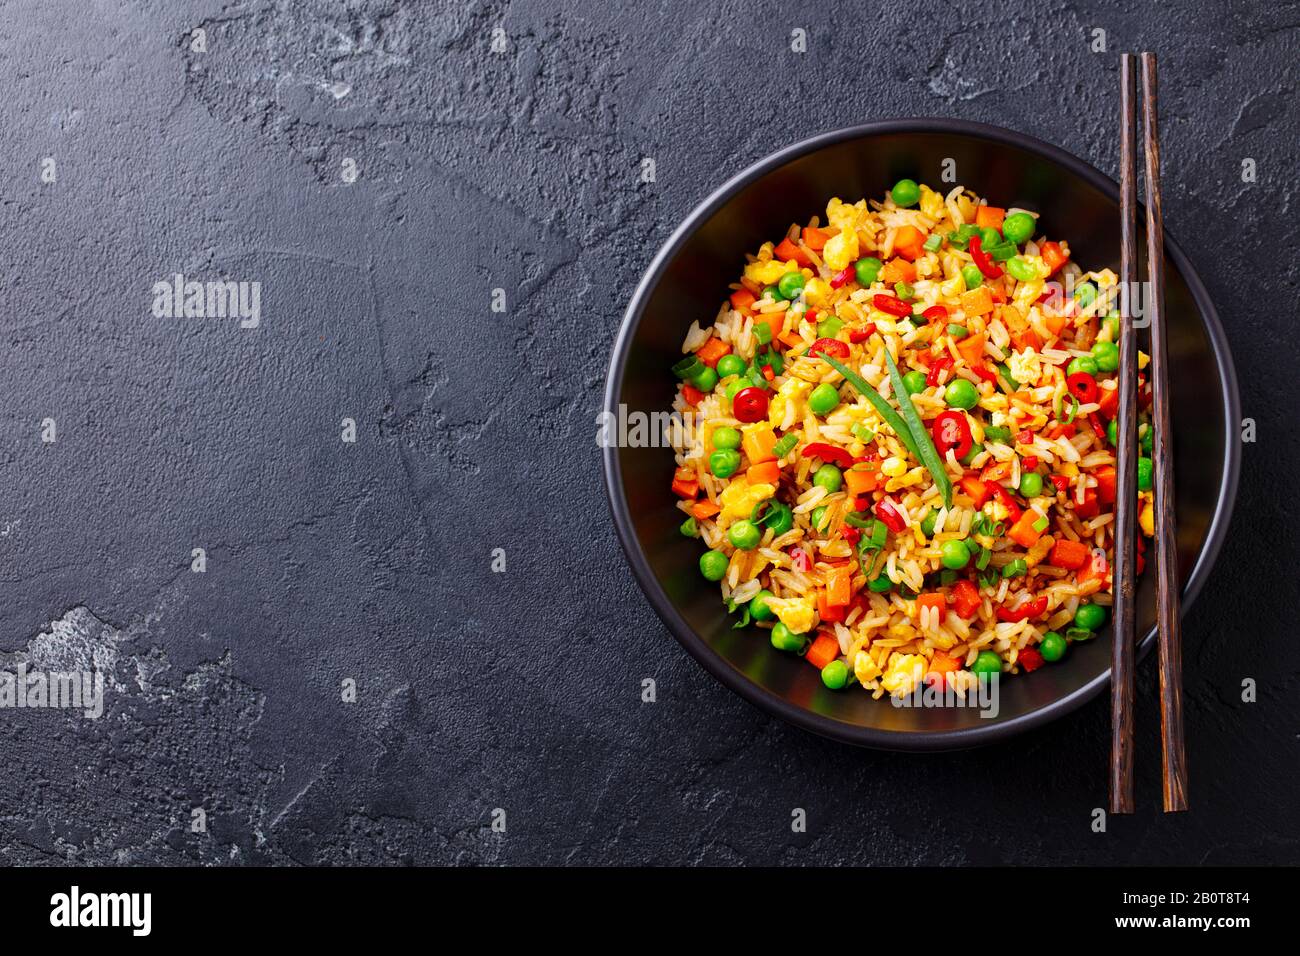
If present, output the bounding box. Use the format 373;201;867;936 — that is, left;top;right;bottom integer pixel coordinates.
765;596;818;635
803;277;833;307
718;478;775;520
745;258;799;286
1007;348;1043;388
768;377;811;427
919;184;944;218
1139;493;1155;536
854;649;882;684
826;197;867;233
822;230;859;272
1138;350;1150;370
881;653;927;697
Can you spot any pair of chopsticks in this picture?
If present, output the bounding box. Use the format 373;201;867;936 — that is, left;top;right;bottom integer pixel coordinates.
1110;52;1187;814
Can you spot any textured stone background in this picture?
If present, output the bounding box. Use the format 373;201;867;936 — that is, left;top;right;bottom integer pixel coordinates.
0;0;1295;865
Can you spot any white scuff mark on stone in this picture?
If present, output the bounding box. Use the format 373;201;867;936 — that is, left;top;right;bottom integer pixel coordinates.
321;80;352;99
1;519;19;536
5;606;126;686
927;56;993;101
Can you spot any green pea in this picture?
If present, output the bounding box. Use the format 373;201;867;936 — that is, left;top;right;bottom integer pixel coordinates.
919;510;937;538
1074;602;1107;631
1140;422;1153;453
944;378;979;410
902;370;928;395
808;382;840;416
777;271;806;300
817;315;844;339
691;366;718;391
890;178;920;207
1103;313;1120;340
821;659;850;690
1074;281;1097;307
813;464;842;492
699;549;728;581
709;448;741;478
1039;632;1067;662
728;519;762;550
961;264;983;290
1006;256;1038;282
763;283;786;302
855;256;883;286
940;538;971;570
810;505;829;533
716;354;747;378
1001;211;1036;245
959;441;984;466
1107;419;1118;446
1092;340;1119;372
1067;356;1099;377
770;622;806;653
712;426;742;450
1018;472;1043;497
972;651;1002;675
750;589;776;621
679;516;697;538
1137;456;1153;491
724;378;747;402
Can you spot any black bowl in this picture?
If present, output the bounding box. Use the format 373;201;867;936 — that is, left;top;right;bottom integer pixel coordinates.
603;120;1239;750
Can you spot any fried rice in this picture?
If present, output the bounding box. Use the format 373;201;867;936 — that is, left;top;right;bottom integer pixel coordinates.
668;180;1155;699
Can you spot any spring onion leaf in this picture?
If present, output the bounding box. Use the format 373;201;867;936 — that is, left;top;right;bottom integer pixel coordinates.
882;350;953;508
815;352;919;459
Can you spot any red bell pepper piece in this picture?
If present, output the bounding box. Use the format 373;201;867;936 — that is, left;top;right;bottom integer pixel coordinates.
968;236;1004;280
996;595;1048;623
872;294;913;317
1049;474;1070;493
848;324;876;343
790;547;812;573
830;265;855;288
1074;487;1100;518
926;356;954;387
1019;647;1045;672
874;497;907;533
801;442;855;468
951;579;981;619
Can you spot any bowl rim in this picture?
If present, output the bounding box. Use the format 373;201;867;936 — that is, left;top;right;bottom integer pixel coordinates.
602;118;1241;751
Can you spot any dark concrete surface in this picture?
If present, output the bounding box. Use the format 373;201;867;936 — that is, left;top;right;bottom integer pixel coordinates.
0;0;1296;865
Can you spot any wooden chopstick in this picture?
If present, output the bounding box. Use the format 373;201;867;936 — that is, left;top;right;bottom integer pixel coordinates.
1141;51;1189;812
1109;53;1139;815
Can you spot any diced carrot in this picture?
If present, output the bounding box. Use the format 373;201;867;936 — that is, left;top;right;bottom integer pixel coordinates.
805;631;840;670
950;579;981;619
773;237;813;269
1040;241;1069;275
746;460;780;485
845;468;880;496
741;423;777;463
1048;538;1090;570
960;285;994;317
691;500;720;520
779;327;804;350
893;225;924;261
671;466;698;499
880;257;916;284
1011;327;1043;352
1078;548;1109;585
928;650;962;675
982;461;1013;484
816;593;845;624
755;311;785;343
826;565;852;607
802;226;830;251
915;591;947;620
681;383;704;407
1008;510;1043;548
1044;311;1069;336
956;332;986;366
975;205;1005;230
1098;384;1119;419
729;287;757;313
959;475;991;506
1094;464;1117;505
695;337;731;368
